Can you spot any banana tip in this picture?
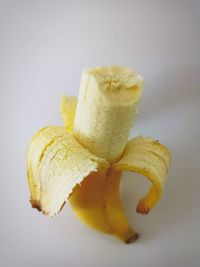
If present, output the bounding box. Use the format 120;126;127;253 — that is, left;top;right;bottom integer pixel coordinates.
30;199;41;212
125;233;139;244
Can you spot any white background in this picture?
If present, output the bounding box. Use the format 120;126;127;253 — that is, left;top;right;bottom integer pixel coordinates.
0;1;200;267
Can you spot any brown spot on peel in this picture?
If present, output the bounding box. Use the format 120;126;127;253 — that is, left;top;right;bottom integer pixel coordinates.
30;199;41;212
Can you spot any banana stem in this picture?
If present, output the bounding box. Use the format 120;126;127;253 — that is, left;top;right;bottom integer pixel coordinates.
73;66;143;163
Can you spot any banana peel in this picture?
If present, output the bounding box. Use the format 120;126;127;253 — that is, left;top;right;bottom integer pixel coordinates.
114;137;170;214
59;96;77;132
27;66;170;243
27;126;108;216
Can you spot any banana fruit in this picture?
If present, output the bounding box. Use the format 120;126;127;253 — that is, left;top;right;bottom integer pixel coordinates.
73;66;143;162
27;66;170;243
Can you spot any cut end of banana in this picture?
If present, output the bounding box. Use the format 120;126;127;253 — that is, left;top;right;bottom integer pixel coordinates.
85;65;143;104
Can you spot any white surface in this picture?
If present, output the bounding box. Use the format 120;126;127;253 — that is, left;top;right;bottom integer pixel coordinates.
0;1;200;267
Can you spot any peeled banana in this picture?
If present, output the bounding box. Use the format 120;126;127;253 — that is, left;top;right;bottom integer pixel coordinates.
73;66;143;162
27;65;170;243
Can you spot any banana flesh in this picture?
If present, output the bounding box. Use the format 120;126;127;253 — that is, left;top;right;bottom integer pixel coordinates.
73;66;143;163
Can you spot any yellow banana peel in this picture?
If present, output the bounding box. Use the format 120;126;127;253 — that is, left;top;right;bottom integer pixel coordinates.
27;66;170;243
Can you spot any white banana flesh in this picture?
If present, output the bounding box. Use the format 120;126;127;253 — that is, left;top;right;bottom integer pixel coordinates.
73;66;143;163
